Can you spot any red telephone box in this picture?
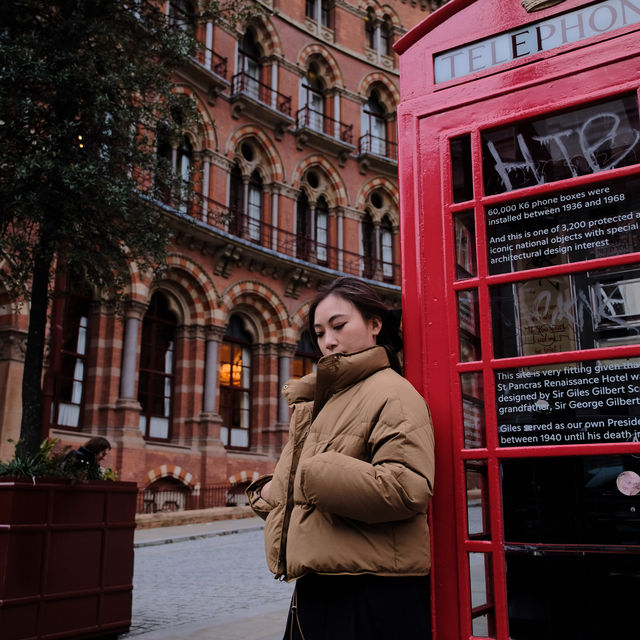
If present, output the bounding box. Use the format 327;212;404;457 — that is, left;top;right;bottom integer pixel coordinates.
396;1;640;639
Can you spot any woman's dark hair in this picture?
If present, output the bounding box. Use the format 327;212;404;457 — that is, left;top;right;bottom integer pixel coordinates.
308;277;404;374
83;436;111;455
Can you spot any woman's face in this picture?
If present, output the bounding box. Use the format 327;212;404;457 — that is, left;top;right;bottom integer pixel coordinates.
313;293;381;357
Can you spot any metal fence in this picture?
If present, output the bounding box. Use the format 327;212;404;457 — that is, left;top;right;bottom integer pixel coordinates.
136;482;250;514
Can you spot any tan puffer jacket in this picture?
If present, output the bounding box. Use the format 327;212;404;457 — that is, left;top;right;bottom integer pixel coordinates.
247;346;435;582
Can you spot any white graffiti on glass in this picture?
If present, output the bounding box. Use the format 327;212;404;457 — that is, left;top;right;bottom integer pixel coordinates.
487;112;640;192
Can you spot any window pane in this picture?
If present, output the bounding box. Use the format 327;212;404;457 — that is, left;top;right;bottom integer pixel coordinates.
458;289;481;362
461;372;485;448
482;93;640;196
491;265;640;359
469;552;494;638
485;174;640;276
451;135;473;203
465;460;490;539
454;210;476;279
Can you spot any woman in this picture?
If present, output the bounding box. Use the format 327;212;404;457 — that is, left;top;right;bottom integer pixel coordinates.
247;277;435;640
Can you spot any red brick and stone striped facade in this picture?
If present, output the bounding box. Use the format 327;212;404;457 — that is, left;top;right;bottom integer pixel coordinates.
0;0;437;493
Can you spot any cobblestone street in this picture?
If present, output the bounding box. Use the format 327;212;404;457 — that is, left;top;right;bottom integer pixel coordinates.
121;524;294;639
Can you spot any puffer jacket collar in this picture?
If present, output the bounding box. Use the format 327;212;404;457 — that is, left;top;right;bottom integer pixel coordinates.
282;346;390;419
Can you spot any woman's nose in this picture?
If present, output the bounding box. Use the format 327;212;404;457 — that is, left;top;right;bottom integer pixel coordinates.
324;331;338;349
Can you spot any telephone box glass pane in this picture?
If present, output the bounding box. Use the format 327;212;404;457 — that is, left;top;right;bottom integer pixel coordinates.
469;552;495;638
461;372;485;448
495;357;640;448
502;455;640;544
503;455;640;640
486;174;640;275
450;134;473;202
466;459;490;539
491;265;640;359
454;210;477;279
506;551;640;640
482;93;640;196
458;289;481;362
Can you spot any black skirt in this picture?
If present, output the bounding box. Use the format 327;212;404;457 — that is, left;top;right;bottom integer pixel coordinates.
283;573;432;640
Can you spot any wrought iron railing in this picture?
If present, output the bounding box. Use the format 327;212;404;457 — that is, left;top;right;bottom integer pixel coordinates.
296;106;353;145
192;44;228;79
137;482;250;513
231;71;292;116
359;132;397;161
178;193;401;285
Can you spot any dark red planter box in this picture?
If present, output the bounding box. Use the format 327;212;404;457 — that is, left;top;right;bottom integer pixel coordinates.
0;480;137;640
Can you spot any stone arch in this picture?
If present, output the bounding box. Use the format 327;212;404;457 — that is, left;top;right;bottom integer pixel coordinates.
225;124;284;183
153;254;219;326
216;280;289;343
358;73;400;110
358;1;402;27
145;464;196;489
291;155;348;208
242;15;283;58
298;44;344;87
356;176;400;225
291;300;313;338
228;469;260;484
171;84;217;152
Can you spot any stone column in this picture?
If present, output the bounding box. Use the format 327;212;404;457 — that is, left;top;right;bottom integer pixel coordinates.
278;348;294;424
333;93;340;139
0;330;27;462
199;325;227;485
201;151;211;222
113;300;147;482
270;186;280;251
271;62;279;109
205;21;213;69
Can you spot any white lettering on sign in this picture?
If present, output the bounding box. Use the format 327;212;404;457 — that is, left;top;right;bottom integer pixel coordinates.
434;0;640;83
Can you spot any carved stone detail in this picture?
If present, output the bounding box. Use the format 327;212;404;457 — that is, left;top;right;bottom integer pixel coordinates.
284;267;311;299
0;330;28;362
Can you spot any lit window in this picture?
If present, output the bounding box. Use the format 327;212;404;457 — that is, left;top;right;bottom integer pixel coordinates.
292;331;319;379
219;315;252;449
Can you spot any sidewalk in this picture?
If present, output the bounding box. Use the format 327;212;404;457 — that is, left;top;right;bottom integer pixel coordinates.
128;517;290;640
134;515;265;548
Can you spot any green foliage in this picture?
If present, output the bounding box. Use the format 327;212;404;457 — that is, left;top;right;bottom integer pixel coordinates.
0;438;114;483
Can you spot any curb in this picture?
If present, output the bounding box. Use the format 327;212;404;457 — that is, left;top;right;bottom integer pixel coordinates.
134;523;265;548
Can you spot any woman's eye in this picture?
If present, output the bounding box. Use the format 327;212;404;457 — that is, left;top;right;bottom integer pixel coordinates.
315;332;324;339
333;323;346;331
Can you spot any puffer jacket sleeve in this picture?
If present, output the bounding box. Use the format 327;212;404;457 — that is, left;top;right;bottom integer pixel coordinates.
246;474;275;520
297;386;434;524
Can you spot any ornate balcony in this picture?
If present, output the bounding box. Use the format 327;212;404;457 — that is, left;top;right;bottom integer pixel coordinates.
169;192;400;294
230;71;294;139
357;132;398;175
294;106;355;166
184;44;229;103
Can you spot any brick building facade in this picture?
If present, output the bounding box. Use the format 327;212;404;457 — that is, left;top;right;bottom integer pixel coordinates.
0;0;438;499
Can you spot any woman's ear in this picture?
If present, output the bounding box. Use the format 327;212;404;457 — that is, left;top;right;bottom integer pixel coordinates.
371;316;382;337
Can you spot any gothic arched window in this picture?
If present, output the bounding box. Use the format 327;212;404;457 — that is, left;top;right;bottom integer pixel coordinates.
138;293;177;441
219;315;253;449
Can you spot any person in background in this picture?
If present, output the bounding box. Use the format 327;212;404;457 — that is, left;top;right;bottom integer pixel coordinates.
64;436;111;478
247;276;435;640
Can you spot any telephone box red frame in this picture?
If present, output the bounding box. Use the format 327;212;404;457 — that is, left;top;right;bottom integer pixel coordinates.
396;1;640;639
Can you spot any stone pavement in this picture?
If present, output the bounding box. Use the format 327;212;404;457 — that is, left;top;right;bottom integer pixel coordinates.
123;517;294;640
